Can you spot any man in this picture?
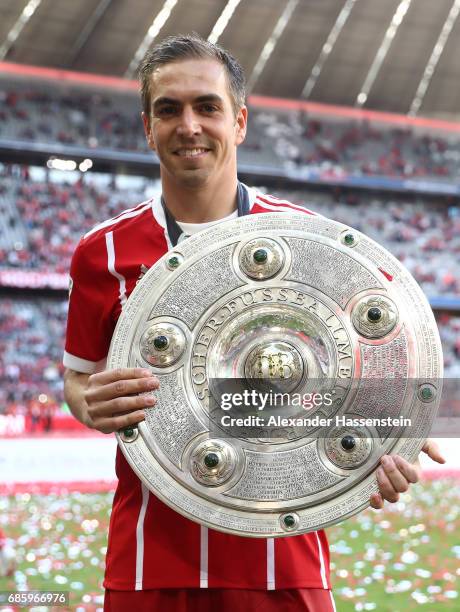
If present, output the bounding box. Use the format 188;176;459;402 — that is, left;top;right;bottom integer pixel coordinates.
63;34;444;611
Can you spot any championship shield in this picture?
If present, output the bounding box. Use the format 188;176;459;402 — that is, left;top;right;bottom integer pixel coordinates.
108;213;442;536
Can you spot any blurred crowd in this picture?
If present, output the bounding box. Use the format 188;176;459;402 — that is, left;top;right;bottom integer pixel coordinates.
0;164;152;273
2;83;460;180
0;86;144;151
253;110;460;179
0;164;459;296
0;298;66;418
281;189;460;297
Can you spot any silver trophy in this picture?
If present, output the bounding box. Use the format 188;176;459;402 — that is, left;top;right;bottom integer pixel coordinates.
108;213;442;537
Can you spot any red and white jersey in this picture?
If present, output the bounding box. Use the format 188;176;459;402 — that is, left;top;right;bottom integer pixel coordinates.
64;185;330;591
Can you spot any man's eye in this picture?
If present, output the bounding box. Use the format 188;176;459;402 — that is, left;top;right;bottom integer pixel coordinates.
157;107;176;116
200;104;217;113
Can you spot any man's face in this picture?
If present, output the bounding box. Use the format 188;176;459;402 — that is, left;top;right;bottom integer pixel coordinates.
142;58;247;188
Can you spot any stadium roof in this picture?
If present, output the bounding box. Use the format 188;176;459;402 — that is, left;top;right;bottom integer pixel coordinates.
1;0;460;120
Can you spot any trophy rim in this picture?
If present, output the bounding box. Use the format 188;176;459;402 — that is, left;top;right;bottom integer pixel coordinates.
108;212;443;536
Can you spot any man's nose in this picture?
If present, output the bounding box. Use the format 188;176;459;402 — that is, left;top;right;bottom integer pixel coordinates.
176;107;201;137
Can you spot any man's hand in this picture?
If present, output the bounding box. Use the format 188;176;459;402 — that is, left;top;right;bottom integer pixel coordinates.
64;367;158;434
370;439;445;509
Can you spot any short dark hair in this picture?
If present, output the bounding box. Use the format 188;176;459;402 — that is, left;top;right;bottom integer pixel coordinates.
138;33;246;117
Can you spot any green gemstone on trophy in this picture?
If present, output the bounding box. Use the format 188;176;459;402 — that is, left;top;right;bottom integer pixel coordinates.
367;307;382;322
204;452;219;468
168;256;180;268
283;514;296;528
253;248;268;263
341;435;356;450
344;233;355;245
153;335;169;350
123;427;135;438
421;386;433;400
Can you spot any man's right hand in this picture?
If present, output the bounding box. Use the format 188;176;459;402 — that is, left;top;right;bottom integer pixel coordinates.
64;367;158;434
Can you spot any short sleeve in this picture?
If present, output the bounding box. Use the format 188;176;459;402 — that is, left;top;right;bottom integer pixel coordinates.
63;234;118;373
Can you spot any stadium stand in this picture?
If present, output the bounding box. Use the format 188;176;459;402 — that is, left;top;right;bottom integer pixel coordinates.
281;189;460;297
0;164;154;273
0;164;458;296
254;109;460;180
0;297;66;415
2;81;460;180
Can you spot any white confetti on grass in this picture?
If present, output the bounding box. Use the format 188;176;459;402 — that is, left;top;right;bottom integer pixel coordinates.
401;550;419;564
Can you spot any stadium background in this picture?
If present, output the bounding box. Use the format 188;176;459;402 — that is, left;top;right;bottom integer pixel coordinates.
0;0;459;610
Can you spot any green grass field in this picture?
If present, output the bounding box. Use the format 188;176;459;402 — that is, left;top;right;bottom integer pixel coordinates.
0;479;458;611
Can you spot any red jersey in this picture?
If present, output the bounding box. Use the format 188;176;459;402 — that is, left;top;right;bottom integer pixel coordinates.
64;185;331;591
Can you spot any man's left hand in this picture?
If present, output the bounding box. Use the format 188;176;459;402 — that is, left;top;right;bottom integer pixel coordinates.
370;439;445;509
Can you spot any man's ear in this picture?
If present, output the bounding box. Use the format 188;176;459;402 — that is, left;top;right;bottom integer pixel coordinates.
142;111;156;151
235;105;248;147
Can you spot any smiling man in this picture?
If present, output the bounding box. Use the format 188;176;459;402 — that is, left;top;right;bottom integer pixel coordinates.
63;34;444;612
140;46;247;223
144;60;244;193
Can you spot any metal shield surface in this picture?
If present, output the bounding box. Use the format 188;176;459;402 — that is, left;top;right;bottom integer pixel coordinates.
108;212;443;537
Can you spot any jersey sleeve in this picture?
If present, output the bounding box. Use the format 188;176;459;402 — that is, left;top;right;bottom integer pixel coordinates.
63;233;118;373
